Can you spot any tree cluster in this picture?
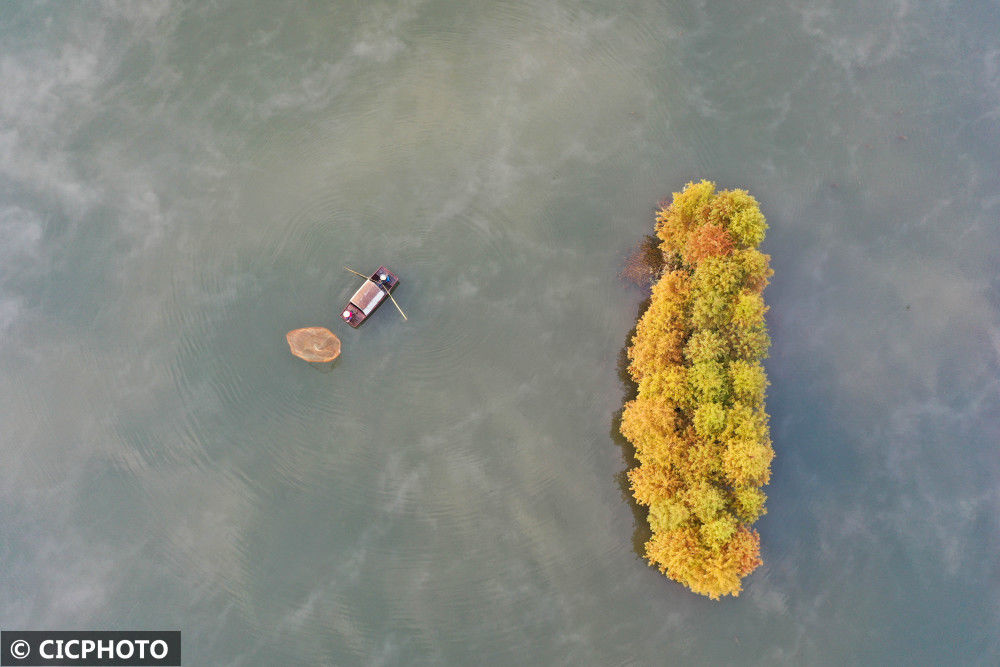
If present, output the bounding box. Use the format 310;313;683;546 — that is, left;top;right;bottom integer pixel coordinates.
621;180;773;599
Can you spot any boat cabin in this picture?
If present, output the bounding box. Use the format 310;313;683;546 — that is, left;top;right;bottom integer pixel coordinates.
342;266;400;328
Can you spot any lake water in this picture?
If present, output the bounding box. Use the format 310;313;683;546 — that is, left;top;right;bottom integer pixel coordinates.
1;2;998;664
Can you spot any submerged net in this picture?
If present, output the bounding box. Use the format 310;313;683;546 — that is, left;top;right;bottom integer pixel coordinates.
286;327;341;362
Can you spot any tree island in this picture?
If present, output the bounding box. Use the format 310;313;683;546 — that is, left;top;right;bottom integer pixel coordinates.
621;180;773;599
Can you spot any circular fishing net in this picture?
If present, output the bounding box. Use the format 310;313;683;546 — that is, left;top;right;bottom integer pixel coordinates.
286;327;341;362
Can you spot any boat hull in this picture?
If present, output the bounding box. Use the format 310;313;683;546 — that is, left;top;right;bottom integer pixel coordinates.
342;265;400;328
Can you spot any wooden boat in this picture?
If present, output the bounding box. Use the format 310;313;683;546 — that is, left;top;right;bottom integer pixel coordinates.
341;266;400;328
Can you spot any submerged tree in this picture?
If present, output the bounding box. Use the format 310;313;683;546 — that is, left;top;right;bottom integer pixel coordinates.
621;180;773;599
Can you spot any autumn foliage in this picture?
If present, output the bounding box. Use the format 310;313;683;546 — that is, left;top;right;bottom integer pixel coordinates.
621;181;773;599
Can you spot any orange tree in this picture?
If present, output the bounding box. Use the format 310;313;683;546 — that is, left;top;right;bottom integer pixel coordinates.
621;181;773;599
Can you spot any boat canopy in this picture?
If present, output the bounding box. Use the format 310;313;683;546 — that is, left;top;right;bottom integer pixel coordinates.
352;280;386;315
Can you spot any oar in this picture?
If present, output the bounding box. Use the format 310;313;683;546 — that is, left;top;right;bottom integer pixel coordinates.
385;290;408;321
343;266;408;321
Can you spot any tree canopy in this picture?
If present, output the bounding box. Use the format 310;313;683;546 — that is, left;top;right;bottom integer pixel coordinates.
621;180;773;599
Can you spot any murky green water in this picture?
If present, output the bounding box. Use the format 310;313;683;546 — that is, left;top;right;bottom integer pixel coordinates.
1;1;998;664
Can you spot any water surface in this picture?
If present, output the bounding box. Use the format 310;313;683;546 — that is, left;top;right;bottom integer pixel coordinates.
1;2;998;664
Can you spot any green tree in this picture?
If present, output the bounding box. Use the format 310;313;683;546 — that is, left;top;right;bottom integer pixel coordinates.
729;360;768;404
733;485;767;523
693;402;727;438
688;360;729;404
684;330;727;364
728;202;768;247
733;248;773;293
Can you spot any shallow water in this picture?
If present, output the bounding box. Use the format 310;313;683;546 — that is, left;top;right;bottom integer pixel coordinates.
1;1;998;664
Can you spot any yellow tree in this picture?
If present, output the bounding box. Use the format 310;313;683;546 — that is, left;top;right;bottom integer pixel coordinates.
621;180;773;599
